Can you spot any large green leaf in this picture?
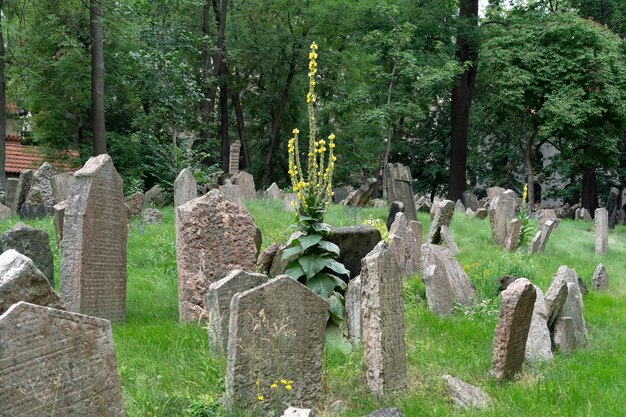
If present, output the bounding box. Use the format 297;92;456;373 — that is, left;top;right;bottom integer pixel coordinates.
328;292;346;326
285;262;305;280
282;244;304;259
306;273;337;299
299;234;323;251
317;240;340;257
327;273;347;290
326;259;350;276
298;254;332;279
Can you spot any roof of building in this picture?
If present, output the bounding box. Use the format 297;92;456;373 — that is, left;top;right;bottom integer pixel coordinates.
5;134;80;174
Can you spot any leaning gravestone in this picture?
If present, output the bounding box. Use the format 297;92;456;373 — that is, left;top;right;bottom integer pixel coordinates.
0;202;11;220
60;154;128;323
176;190;258;322
525;285;553;362
174;168;198;207
504;218;521;252
426;199;455;244
544;273;569;331
461;191;479;212
51;172;75;205
385;163;417;222
386;201;405;231
0;250;65;315
606;187;619;229
225;276;328;410
232;171;256;200
361;241;407;395
126;191;144;218
389;212;421;277
346;275;362;346
491;278;536;382
229;140;241;175
346;178;377;207
592;264;608;290
11;169;34;214
594;208;608;255
53;201;67;246
0;222;54;286
488;189;517;247
206;270;267;355
266;182;281;199
144;184;168;207
528;219;558;255
555;266;587;347
20;162;55;219
442;375;492;410
440;225;459;255
0;301;124;416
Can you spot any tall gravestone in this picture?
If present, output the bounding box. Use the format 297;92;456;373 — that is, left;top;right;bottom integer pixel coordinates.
426;199;455;244
229;140;241;175
594;208;608;254
20;162;55;219
232;171;256;200
346;275;362;346
53;201;67;246
176;190;259;322
606;187;619;229
0;302;124;416
554;266;586;347
491;278;536;381
60;155;128;323
361;241;407;395
385;163;417;222
11;169;34;214
174;168;198;207
525;285;553;362
0;222;54;286
389;212;421;277
225;276;328;410
488;189;517;247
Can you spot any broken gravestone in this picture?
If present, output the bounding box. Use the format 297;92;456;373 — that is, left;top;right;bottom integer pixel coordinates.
174;168;198;207
0;222;54;286
442;375;492;410
592;264;608;290
389;212;421;277
20;162;55;219
11;169;34;214
426;199;455;244
525;285;553;362
385;163;417;222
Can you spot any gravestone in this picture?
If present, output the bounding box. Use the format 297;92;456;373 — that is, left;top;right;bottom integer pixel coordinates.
0;301;124;416
364;408;405;417
386;201;405;231
345;178;377;207
421;244;478;316
455;199;465;213
332;186;351;204
580;208;592;222
553;266;586;347
0;223;54;286
53;201;67;246
225;276;327;409
20;162;55;219
0;203;10;220
361;241;407;395
176;190;258;322
440;225;459;255
461;191;479;211
442;375;492;410
283;193;297;212
544;274;569;331
429;197;442;221
174;168;198;207
385;163;417;222
538;209;559;230
229;140;241;175
389;212;421;277
525;285;553;362
592;263;608;290
143;208;163;225
256;243;279;274
491;278;536;381
232;171;256;200
465;208;475;219
606;187;619;229
126;191;144;218
426;199;454;244
60;154;128;322
529;219;558;255
220;182;245;206
414;195;431;213
266;182;281;199
144;184;168;207
475;208;488;220
552;317;577;353
487;186;505;200
4;177;18;208
327;225;382;279
206;270;267;354
51;172;75;205
594;208;608;254
346;275;362;346
504;218;521;252
488;190;516;247
11;169;34;214
388;234;405;278
0;250;65;315
371;198;386;208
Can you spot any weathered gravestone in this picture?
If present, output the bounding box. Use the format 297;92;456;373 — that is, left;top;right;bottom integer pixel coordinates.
426;199;455;244
0;250;65;315
0;301;124;416
144;184;168;207
256;243;279;274
421;244;478;316
606;187;619;229
0;203;10;220
595;208;608;254
389;212;421;277
592;263;608;290
225;276;327;409
229;140;241;175
386;201;404;231
51;172;75;205
461;191;479;212
266;182;282;199
554;266;586;347
4;177;18;208
440;225;459;255
487;186;505;200
143;208;163;225
283;193;297;212
414;195;431;213
126;191;144;218
326;225;382;280
220;181;245;206
538;209;559;230
475;208;488;220
525;285;553;362
504;218;521;252
361;241;407;395
442;375;492;410
176;190;258;322
552;317;577;353
385;163;417;222
344;178;377;207
491;278;536;382
60;154;128;322
346;275;362;346
0;222;54;286
11;169;34;214
174;168;198;207
20;162;55;219
206;270;267;355
528;219;558;255
232;171;256;201
53;201;67;246
544;273;569;332
488;189;517;247
455;199;465;213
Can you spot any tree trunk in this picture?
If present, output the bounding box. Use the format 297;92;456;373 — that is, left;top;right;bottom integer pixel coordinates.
524;146;534;212
90;0;106;156
0;8;6;189
232;90;250;169
219;83;229;171
582;167;598;216
448;0;479;202
382;62;397;199
200;0;215;143
259;55;297;188
213;0;229;172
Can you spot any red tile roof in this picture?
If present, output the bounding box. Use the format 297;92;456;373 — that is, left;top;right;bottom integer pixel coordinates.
5;135;80;174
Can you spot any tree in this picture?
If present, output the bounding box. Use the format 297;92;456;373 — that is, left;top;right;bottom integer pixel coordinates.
448;0;479;202
0;0;6;188
90;0;106;155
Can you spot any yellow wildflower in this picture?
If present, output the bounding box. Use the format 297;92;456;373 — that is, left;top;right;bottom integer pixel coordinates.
285;385;293;390
257;395;264;401
310;42;318;50
280;379;288;384
270;383;278;389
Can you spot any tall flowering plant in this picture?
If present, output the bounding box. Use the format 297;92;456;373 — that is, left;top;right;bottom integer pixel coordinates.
284;42;348;326
517;184;533;247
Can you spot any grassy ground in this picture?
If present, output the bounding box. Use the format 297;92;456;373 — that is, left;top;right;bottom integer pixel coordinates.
1;200;624;416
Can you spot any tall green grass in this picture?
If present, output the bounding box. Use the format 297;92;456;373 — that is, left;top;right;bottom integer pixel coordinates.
1;202;624;416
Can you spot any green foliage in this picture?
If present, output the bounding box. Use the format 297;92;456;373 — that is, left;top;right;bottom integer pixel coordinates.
517;208;534;247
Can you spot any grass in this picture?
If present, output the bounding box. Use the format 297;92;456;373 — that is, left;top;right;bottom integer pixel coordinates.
1;200;624;416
